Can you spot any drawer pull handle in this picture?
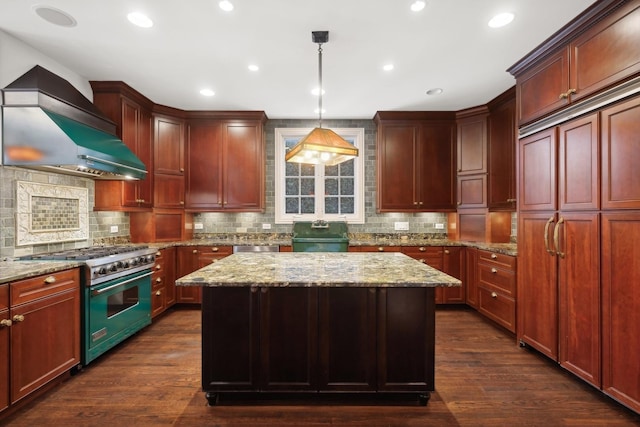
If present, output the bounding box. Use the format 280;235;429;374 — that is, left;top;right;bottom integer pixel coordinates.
12;314;25;323
419;259;426;263
491;292;498;299
212;247;219;252
193;249;198;254
490;254;497;259
491;268;498;274
444;249;450;254
419;247;426;252
378;247;384;252
44;276;56;284
0;319;12;327
155;290;162;296
156;251;162;257
156;265;162;270
156;277;162;283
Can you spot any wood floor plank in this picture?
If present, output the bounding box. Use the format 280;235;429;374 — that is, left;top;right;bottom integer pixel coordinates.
2;306;639;426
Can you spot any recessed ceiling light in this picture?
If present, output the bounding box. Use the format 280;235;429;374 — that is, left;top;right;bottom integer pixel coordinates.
33;5;77;27
314;108;326;114
127;12;153;28
383;64;394;71
200;89;215;97
219;1;234;12
488;12;514;28
426;88;443;96
311;88;326;96
410;1;426;12
248;64;259;72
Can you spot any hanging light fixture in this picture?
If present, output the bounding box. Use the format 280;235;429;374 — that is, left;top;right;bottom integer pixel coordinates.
285;31;359;166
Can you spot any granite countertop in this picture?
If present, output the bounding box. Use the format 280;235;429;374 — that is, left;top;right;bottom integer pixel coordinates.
0;260;83;285
176;252;462;288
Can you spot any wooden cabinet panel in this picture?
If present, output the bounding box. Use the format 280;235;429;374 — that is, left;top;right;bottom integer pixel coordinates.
151;247;176;319
9;269;78;305
477;249;517;332
488;92;516;210
457;114;487;175
224;123;264;210
376;124;419;211
518;128;557;211
349;246;401;253
517;213;558;359
457;174;487;208
186;121;223;210
441;247;465;304
318;288;376;391
175;246;231;304
130;209;190;243
401;246;442;269
0;285;8;413
601;95;640;209
601;212;640;413
154;115;184;175
465;247;478;309
477;263;516;298
154;174;185;209
420;123;456;210
477;287;515;332
260;287;318;391
558;114;599;211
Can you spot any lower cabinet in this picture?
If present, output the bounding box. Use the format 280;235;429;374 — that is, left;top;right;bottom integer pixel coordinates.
477;250;517;333
151;247;176;318
202;286;434;400
1;269;80;416
176;246;232;304
401;246;464;304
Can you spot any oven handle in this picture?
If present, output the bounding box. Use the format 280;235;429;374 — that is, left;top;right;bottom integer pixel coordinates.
91;271;153;296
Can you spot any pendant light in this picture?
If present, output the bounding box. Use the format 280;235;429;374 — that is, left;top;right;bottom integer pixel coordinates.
285;31;359;166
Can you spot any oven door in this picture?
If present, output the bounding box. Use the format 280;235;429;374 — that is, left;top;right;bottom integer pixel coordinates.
84;269;152;365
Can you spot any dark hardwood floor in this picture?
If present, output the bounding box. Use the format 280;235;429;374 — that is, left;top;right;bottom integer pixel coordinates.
3;306;639;426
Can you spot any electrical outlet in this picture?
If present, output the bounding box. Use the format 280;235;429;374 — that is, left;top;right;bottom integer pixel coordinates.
394;222;409;231
434;223;445;229
194;223;204;230
236;227;247;233
110;225;118;233
262;223;272;230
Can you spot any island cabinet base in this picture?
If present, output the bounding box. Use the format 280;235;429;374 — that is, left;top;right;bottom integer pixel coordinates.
201;286;435;405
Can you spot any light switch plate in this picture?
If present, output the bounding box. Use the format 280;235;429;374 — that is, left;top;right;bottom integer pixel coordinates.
262;223;272;230
194;223;204;230
435;223;445;229
394;222;409;231
110;225;118;233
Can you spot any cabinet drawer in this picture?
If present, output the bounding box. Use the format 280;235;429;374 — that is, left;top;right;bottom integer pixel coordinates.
478;250;516;270
0;284;8;311
401;246;443;269
477;264;516;297
198;245;233;256
477;287;515;333
10;269;79;306
350;246;402;253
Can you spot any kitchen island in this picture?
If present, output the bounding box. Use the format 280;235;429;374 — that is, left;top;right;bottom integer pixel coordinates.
176;252;461;405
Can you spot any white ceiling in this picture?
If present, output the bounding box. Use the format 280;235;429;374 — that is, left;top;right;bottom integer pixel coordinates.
0;0;595;119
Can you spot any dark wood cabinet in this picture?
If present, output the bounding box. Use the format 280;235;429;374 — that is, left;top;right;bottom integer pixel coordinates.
401;246;463;304
456;112;487;176
154;114;185;208
487;88;517;210
601;212;640;413
477;250;517;333
464;247;478;309
518;127;558;212
176;246;232;304
91;82;154;211
7;269;80;406
509;0;640;125
151;247;176;318
348;246;401;253
0;285;8;413
186;115;266;212
375;112;456;212
601;95;640;210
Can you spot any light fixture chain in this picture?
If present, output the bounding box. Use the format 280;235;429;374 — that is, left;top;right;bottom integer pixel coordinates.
318;43;323;128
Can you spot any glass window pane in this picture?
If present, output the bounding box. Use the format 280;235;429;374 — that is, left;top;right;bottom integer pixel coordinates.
340;159;354;176
285;178;299;196
285;197;299;214
340;178;354;195
286;162;299;177
301;197;315;214
300;178;315;195
340;197;355;214
325;178;338;195
325;164;339;177
301;164;315;176
325;197;339;214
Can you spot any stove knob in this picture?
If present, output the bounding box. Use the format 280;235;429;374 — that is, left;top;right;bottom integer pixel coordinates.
108;263;118;273
116;261;124;269
139;256;147;265
146;255;155;264
122;260;130;268
97;267;108;275
131;258;139;266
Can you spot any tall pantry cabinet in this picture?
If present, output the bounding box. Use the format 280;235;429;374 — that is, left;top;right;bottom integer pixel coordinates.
510;0;640;413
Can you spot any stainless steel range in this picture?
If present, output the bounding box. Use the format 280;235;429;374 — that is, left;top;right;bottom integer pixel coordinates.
20;245;156;365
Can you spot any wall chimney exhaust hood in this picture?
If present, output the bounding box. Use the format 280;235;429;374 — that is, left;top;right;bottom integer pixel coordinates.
1;65;147;180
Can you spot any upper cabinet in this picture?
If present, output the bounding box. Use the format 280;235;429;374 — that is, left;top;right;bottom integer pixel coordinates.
185;113;266;212
509;0;640;126
153;113;186;209
487;88;517;210
456;108;488;209
91;82;154;211
374;112;457;212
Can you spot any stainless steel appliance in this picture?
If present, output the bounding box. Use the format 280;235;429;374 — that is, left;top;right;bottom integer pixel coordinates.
20;245;156;365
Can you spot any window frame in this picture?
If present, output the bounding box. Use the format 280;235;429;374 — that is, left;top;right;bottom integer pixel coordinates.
274;127;365;224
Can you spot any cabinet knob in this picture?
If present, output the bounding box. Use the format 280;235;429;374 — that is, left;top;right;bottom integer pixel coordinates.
180;201;185;205
491;292;498;299
193;249;198;254
12;314;25;323
444;249;450;255
156;277;162;283
0;319;12;327
378;247;384;252
156;251;162;257
413;201;419;205
418;201;423;205
506;198;517;203
180;168;184;172
491;268;498;274
419;247;426;252
491;253;498;259
156;264;162;270
419;259;426;263
155;290;162;296
44;276;56;284
212;247;219;252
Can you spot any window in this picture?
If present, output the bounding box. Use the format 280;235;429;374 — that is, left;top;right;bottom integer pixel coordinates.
274;127;365;224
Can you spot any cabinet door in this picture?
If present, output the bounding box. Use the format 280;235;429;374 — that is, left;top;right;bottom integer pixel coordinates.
186;121;223;210
176;247;201;304
516;48;570;125
10;288;80;403
465;247;478;309
0;285;8;412
377;124;419;211
260;287;318;391
419;123;456;210
154;115;184;175
488;96;516;210
569;1;640;104
224;122;264;211
558;114;599;211
120;99;140;207
457;115;487;175
457;174;487;209
557;212;600;387
163;247;176;307
517;212;558;360
601;212;640;413
318;288;376;391
202;287;260;392
377;287;435;392
519;128;557;211
153;174;185;208
441;247;465;304
601;95;640;210
136;108;153;207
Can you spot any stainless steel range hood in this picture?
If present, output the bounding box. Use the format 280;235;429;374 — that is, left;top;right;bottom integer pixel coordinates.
1;65;147;180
